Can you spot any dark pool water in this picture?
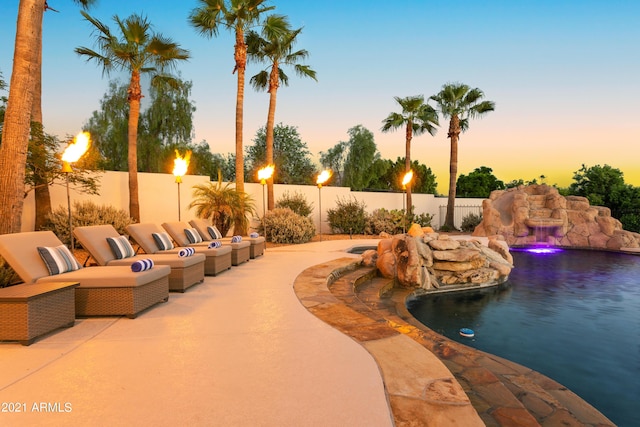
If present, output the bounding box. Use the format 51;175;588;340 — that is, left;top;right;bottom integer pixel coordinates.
407;249;640;427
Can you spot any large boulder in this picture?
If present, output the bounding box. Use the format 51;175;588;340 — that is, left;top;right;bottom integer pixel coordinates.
366;233;513;291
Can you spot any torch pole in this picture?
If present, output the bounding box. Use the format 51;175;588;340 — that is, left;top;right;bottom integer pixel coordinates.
66;173;73;250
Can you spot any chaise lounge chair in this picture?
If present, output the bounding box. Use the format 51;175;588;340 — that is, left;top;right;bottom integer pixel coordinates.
126;223;232;275
74;225;206;293
188;218;264;259
0;231;170;319
163;221;251;266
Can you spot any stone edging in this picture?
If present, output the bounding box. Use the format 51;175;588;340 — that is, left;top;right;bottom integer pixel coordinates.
293;257;615;427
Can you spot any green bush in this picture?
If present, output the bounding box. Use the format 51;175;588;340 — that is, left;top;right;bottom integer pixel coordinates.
460;212;483;232
366;208;403;235
327;196;367;234
0;257;20;288
263;208;316;244
410;212;434;228
275;191;313;217
44;200;134;247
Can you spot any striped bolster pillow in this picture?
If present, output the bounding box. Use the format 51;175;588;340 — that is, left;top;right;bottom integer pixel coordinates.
231;235;242;243
131;258;154;272
178;247;195;257
208;241;222;249
249;232;259;238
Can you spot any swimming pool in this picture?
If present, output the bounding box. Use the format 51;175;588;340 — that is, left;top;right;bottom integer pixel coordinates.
407;249;640;427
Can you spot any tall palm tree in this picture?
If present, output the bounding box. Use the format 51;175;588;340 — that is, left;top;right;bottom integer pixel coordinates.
0;0;95;234
76;11;190;222
247;14;317;210
381;95;438;215
190;0;275;198
430;83;495;230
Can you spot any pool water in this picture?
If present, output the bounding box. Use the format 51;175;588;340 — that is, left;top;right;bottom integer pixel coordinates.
407;249;640;427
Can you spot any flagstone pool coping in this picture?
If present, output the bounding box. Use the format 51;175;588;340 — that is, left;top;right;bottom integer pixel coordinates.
293;257;615;427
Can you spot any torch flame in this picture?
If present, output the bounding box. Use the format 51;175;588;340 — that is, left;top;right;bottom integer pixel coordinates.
173;150;191;178
62;132;91;163
258;164;275;183
402;170;414;187
316;169;332;186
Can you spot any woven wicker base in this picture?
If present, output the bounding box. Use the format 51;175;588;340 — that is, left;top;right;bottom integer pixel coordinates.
0;282;78;345
204;253;232;276
250;241;265;259
168;262;205;292
232;246;250;266
74;276;169;318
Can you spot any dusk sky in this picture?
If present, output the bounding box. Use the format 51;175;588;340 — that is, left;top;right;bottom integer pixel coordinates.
2;0;638;193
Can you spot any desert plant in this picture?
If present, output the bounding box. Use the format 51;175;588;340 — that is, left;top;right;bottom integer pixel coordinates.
44;200;134;247
0;256;20;288
460;212;483;232
410;211;434;228
262;207;315;244
275;191;313;217
189;178;257;237
327;196;367;234
366;208;403;235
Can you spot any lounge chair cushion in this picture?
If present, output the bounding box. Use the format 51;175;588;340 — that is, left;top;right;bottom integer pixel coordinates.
184;228;203;244
152;232;174;251
208;226;223;240
106;235;136;259
37;245;81;275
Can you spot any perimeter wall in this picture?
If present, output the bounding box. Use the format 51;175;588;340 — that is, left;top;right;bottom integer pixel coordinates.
20;171;484;233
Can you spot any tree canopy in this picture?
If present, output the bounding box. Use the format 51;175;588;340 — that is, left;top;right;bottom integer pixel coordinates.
246;123;317;185
456;166;505;198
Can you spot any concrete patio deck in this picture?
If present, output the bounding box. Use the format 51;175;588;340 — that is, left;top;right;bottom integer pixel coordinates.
0;237;614;426
0;239;392;426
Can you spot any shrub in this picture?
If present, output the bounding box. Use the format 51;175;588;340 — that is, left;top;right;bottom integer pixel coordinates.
44;200;134;247
460;212;483;232
263;208;316;244
410;212;434;228
327;196;367;234
275;191;313;217
0;257;20;288
366;208;404;235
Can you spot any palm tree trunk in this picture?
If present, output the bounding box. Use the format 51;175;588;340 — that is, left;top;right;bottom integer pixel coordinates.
445;116;460;229
265;64;279;211
31;21;52;231
234;28;246;194
233;28;247;235
127;72;142;222
0;0;44;234
405;123;413;216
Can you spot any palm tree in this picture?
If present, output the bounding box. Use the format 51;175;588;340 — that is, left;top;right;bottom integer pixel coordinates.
0;0;95;234
247;14;317;210
190;0;275;199
189;176;257;237
76;11;189;222
430;83;495;230
381;95;438;215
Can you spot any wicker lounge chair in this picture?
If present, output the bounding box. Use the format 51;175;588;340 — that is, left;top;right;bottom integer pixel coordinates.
188;218;264;259
74;225;205;292
163;221;251;266
0;231;170;319
126;223;232;275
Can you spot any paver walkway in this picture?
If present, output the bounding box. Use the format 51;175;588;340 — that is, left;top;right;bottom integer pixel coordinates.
0;240;392;427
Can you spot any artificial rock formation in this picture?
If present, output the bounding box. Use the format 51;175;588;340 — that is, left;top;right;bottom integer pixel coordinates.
363;225;513;291
472;184;640;250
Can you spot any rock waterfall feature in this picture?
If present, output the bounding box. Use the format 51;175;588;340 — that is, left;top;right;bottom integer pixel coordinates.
472;184;640;250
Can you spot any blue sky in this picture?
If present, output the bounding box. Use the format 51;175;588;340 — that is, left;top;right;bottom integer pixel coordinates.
1;0;639;192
